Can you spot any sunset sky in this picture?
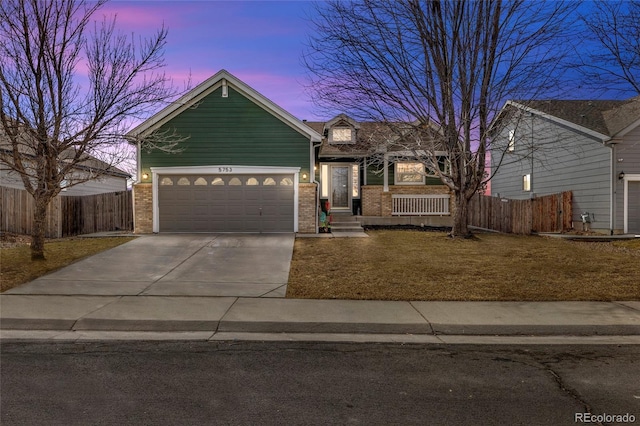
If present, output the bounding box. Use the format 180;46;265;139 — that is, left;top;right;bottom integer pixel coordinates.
97;0;637;126
101;0;322;120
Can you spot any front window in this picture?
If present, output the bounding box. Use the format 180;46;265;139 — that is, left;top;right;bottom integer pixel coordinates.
395;162;425;185
321;164;329;197
352;164;359;198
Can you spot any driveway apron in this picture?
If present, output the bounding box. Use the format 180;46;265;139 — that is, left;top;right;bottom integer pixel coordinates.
6;234;295;298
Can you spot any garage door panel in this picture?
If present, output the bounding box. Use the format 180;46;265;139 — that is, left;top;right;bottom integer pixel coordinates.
158;173;295;232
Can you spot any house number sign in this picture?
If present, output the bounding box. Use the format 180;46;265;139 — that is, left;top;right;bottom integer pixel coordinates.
218;167;233;173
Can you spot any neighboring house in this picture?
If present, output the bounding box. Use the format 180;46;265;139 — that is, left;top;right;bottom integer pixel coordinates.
0;149;130;196
129;69;452;234
490;96;640;234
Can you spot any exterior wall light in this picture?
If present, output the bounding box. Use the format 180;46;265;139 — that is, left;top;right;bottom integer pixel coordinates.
618;171;625;180
142;173;149;180
302;173;308;180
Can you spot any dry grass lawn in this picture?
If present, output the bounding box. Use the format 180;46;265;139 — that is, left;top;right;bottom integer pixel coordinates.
287;230;640;301
0;237;136;292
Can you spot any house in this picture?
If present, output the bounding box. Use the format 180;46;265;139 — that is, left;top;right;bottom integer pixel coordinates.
0;143;130;196
490;96;640;234
305;116;452;226
129;70;452;234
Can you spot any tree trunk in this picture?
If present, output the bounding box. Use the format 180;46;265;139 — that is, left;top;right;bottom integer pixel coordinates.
31;195;49;260
450;190;472;238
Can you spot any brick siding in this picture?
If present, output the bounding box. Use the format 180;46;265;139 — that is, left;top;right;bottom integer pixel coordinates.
297;182;317;233
133;183;153;233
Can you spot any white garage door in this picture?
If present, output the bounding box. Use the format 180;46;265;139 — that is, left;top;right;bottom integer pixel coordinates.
158;174;295;232
628;180;640;234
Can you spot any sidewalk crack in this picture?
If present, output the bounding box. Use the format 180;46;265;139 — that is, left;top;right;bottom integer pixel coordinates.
612;301;640;313
215;297;240;334
408;301;435;335
71;296;124;331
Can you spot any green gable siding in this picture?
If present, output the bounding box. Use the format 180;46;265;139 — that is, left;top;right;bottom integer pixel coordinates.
141;86;310;179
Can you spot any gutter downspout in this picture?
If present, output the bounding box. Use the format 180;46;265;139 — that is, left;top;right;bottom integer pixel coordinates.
132;138;142;233
608;140;617;235
311;138;322;234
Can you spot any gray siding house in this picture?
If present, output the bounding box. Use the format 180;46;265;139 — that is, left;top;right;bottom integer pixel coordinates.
491;96;640;234
0;154;130;196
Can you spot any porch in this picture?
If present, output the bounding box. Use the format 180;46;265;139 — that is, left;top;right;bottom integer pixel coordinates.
356;185;453;227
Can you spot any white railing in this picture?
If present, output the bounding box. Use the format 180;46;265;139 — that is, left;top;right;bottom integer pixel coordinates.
392;194;450;216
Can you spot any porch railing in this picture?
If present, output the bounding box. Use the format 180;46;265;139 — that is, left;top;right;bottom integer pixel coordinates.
392;194;450;216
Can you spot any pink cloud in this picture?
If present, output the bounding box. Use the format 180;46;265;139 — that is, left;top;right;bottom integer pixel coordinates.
94;3;186;32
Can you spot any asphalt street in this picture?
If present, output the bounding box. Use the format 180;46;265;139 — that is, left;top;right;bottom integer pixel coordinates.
1;341;639;425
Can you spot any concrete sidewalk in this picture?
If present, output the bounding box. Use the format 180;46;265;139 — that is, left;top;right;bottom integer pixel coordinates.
2;296;639;342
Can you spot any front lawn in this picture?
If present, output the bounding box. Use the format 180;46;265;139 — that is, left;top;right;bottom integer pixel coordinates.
0;236;136;292
287;230;640;301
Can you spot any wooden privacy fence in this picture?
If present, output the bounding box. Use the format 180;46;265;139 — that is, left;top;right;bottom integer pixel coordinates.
61;190;133;236
0;186;62;238
468;191;572;234
1;186;132;238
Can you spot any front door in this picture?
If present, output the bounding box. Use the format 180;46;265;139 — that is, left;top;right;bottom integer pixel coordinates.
331;166;349;209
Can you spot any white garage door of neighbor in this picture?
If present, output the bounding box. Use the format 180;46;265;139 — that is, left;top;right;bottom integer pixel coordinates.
628;180;640;234
158;174;295;232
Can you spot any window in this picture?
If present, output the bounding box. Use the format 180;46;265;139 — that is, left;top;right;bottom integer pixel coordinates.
263;177;276;186
395;162;425;185
508;129;515;152
280;177;293;186
211;177;224;185
194;177;207;186
228;177;241;185
320;164;329;197
177;177;190;186
352;164;359;198
329;127;354;144
523;174;531;191
246;177;259;185
160;177;173;186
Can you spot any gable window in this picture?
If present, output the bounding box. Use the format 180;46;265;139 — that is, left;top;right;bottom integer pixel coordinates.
523;174;531;191
395;162;425;185
329;127;354;144
507;129;515;152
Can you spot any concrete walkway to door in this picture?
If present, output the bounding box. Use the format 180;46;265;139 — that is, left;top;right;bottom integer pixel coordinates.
5;234;295;298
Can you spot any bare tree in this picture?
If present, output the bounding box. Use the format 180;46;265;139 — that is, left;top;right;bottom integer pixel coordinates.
578;0;640;96
304;0;577;238
0;0;186;259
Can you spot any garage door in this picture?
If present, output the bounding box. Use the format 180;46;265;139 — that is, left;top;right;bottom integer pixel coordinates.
158;174;295;232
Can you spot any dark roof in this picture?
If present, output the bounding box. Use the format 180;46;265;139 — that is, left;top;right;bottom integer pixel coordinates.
305;119;443;158
523;96;640;137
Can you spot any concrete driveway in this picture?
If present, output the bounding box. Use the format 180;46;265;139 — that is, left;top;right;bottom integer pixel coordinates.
6;234;295;298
